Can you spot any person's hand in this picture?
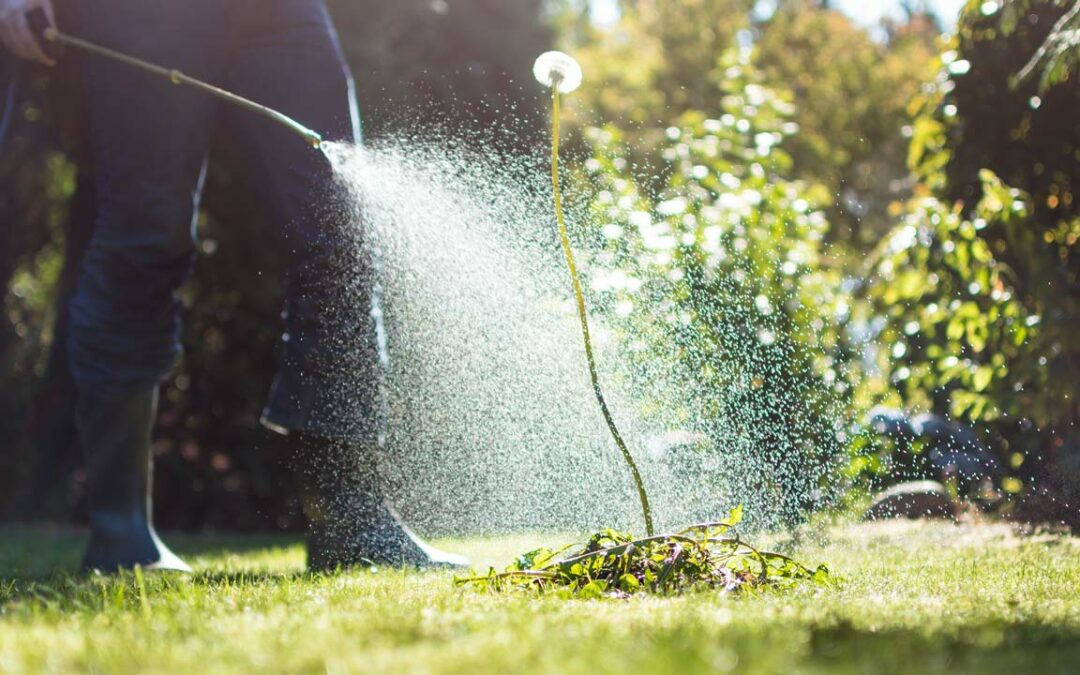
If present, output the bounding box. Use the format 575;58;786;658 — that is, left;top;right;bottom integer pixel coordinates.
0;0;55;66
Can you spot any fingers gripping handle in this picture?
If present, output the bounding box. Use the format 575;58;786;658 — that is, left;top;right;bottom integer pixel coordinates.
25;7;58;59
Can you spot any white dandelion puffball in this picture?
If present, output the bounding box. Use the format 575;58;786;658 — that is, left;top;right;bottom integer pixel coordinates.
533;51;583;93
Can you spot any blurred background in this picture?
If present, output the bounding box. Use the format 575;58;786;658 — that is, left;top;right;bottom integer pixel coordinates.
2;0;1077;531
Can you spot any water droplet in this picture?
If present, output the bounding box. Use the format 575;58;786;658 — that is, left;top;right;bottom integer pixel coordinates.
947;59;971;76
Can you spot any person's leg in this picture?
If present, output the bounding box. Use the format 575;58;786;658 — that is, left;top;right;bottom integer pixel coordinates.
222;0;367;441
67;0;226;571
222;0;465;569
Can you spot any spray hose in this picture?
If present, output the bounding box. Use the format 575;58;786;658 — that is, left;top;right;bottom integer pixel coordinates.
25;8;323;149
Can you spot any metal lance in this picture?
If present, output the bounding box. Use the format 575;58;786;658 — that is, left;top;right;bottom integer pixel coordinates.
25;8;323;149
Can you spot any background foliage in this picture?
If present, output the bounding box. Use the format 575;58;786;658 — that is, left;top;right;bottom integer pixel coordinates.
867;0;1080;515
580;54;850;525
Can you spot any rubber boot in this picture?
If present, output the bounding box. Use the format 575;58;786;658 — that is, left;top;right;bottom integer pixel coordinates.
78;388;191;573
291;433;469;572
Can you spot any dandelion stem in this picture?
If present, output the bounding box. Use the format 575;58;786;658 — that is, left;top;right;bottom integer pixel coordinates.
550;83;654;537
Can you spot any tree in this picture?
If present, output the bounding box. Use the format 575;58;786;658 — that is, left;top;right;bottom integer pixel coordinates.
754;0;940;243
869;0;1080;515
560;0;755;196
564;0;940;246
909;0;1078;224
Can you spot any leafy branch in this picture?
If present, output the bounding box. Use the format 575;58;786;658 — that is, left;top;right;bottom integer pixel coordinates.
456;507;829;598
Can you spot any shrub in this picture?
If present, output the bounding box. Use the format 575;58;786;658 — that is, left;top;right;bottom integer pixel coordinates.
578;55;854;527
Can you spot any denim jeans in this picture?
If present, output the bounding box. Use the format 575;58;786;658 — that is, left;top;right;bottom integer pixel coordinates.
67;0;378;442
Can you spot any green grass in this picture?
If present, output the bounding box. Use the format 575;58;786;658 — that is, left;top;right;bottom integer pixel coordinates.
2;521;1078;674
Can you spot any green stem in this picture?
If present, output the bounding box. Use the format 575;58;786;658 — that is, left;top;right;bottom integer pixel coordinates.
550;84;654;537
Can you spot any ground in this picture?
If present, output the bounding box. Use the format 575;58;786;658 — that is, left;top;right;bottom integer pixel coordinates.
1;520;1078;674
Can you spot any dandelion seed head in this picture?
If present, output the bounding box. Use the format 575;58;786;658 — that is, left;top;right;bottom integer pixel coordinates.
533;51;583;93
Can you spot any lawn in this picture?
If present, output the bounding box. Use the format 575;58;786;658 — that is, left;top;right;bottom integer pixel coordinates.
1;520;1078;674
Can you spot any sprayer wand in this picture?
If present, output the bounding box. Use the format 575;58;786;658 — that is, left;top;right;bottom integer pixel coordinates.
25;9;323;149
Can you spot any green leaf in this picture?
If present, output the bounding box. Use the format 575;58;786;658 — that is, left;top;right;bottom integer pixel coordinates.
578;581;606;599
727;504;744;527
513;548;554;571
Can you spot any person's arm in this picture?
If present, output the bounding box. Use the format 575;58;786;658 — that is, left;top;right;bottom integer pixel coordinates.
0;0;54;66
